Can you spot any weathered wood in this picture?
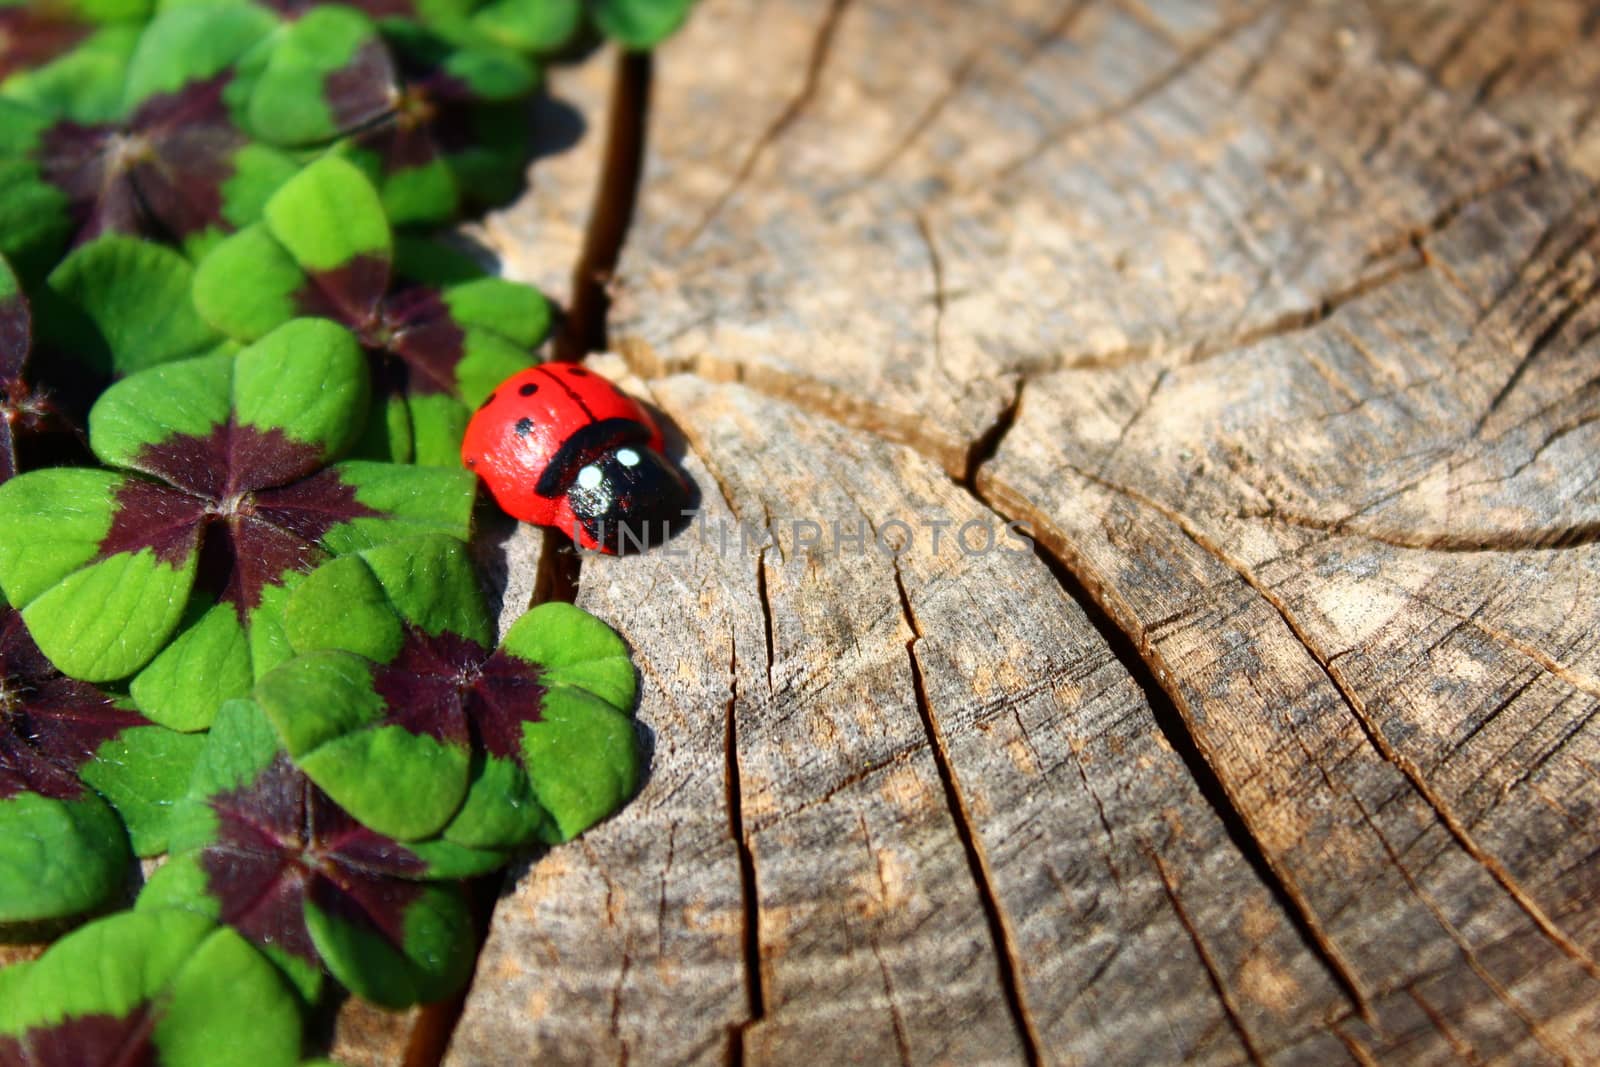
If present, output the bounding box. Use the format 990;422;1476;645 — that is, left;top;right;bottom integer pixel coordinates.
441;0;1600;1063
451;364;1351;1065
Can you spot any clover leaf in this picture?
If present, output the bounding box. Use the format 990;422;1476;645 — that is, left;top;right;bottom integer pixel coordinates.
216;0;536;224
140;700;479;1007
0;317;476;732
0;908;304;1067
430;0;692;53
590;0;694;49
448;0;581;55
0;7;94;84
33;236;231;407
255;534;639;845
0;4;144;124
332;20;537;224
0;5;300;270
194;155;548;465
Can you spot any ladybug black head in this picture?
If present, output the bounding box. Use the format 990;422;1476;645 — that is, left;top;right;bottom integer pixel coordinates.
537;418;688;553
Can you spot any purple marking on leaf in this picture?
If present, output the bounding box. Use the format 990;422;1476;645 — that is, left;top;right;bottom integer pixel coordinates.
199;754;426;963
99;478;206;568
296;253;390;332
293;265;468;405
371;627;482;748
324;39;399;133
0;607;147;801
252;465;382;539
129;421;327;503
469;649;547;761
339;75;480;209
35;75;245;247
384;286;466;397
209;516;324;615
122;76;240;241
369;627;546;763
203;464;380;613
0;1009;157;1067
37;119;142;243
0;8;91;80
102;426;381;614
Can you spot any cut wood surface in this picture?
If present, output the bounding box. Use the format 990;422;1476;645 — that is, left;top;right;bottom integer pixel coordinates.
439;1;1600;1064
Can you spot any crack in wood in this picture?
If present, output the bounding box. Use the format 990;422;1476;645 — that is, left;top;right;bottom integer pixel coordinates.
558;50;655;362
963;378;1023;488
1237;507;1600;554
1334;1022;1383;1067
678;0;855;252
890;559;1044;1065
724;637;766;1066
1146;847;1269;1066
1406;984;1487;1066
976;477;1377;1025
1067;462;1600;989
419;46;657;1067
1474;269;1600;437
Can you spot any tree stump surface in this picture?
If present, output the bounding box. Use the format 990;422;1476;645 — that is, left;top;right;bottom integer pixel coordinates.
438;1;1600;1063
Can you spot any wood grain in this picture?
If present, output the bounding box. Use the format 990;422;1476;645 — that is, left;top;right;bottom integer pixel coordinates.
442;0;1600;1063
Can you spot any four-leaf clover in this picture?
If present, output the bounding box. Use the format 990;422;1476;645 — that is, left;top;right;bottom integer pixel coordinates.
255;534;640;845
140;699;478;1006
194;155;548;465
0;316;476;730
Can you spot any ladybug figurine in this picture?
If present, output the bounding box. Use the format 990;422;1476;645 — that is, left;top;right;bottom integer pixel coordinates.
462;364;689;554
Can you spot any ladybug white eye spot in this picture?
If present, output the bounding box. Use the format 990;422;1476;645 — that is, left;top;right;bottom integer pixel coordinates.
577;465;603;491
617;448;641;468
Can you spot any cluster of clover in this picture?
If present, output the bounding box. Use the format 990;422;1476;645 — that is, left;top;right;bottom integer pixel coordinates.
0;0;684;1061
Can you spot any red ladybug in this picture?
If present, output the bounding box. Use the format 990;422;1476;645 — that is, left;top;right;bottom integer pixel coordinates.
462;364;688;553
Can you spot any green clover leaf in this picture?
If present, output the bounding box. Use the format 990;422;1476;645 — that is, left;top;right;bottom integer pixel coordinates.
425;0;692;53
590;0;694;48
0;908;304;1067
38;236;232;383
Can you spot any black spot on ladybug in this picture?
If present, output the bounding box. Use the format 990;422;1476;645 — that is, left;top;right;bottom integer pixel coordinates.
479;393;496;409
514;417;534;436
519;382;538;396
466;458;477;468
568;367;589;376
